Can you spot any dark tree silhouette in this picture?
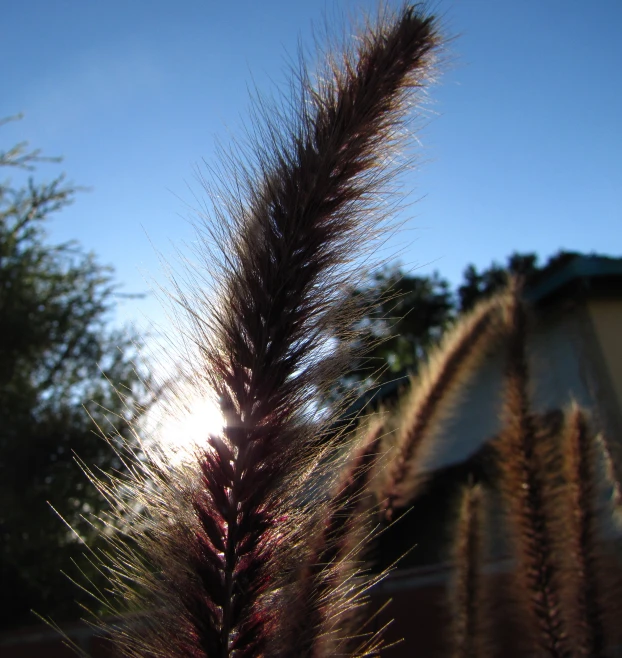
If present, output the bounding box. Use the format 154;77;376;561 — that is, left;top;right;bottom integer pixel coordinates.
0;117;152;628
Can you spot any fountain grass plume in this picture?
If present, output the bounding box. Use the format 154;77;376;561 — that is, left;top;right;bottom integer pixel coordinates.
284;417;385;657
91;5;442;657
492;285;569;658
451;483;484;658
558;404;606;657
383;291;509;518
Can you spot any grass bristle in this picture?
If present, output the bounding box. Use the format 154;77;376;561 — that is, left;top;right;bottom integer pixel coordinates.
559;404;606;657
285;417;385;656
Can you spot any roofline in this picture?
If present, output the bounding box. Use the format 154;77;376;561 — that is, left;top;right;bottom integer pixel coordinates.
525;255;622;303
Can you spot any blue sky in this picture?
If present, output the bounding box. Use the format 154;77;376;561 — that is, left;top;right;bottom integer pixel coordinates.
2;0;621;337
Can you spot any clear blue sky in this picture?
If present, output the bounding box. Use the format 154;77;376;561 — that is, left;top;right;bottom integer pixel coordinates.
2;0;621;335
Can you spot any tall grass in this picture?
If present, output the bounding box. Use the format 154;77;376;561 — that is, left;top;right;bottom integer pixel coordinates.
79;4;621;657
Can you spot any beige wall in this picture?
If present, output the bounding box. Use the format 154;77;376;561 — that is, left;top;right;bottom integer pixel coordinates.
588;298;622;413
408;296;622;475
426;303;594;473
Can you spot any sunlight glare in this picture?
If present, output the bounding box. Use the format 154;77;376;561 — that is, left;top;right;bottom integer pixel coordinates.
154;389;225;464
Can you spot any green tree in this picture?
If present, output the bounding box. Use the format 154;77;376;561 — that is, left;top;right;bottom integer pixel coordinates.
457;250;581;312
0;117;152;629
342;265;454;392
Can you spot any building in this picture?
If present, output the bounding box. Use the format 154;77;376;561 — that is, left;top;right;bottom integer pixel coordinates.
369;253;622;656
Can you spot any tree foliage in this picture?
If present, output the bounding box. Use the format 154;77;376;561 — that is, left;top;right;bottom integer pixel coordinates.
0;117;151;629
345;266;454;388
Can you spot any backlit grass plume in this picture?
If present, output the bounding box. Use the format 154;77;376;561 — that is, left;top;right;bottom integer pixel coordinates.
284;417;385;657
558;404;607;658
451;484;484;658
382;292;509;518
91;5;442;658
492;288;569;658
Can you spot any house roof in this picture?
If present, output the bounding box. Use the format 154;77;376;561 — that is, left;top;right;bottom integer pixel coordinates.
526;254;622;304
